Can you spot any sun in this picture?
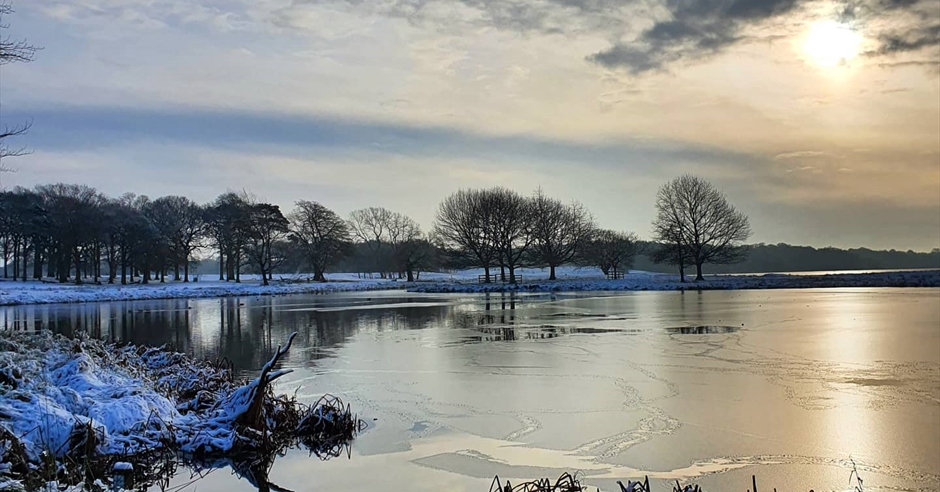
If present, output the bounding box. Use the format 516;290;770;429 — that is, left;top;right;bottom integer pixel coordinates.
803;21;862;67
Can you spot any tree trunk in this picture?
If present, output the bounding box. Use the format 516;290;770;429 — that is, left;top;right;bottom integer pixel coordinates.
33;247;42;280
184;261;190;282
483;265;491;283
678;263;685;283
500;264;506;282
73;248;83;285
94;244;101;283
406;268;414;282
314;269;325;282
509;266;516;284
549;264;556;281
695;262;704;281
22;243;29;281
174;262;180;281
260;266;269;286
12;240;19;282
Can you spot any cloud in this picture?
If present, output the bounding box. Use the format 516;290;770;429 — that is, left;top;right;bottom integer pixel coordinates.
774;150;836;160
36;0;254;32
871;23;940;55
843;0;940;61
5;105;756;171
589;0;805;73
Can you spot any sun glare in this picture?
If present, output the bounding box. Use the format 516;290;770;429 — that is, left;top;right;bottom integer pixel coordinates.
803;21;862;67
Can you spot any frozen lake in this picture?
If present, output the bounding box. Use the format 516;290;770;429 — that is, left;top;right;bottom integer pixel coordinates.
3;288;938;491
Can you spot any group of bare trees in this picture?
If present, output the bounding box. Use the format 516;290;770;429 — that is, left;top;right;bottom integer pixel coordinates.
434;187;639;282
1;178;752;285
0;184;441;285
347;207;434;281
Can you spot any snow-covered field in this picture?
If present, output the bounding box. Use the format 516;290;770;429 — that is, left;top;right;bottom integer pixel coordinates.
2;268;938;306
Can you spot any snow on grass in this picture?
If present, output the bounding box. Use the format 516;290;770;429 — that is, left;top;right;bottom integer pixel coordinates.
408;269;940;293
2;268;938;306
0;332;361;490
0;276;401;306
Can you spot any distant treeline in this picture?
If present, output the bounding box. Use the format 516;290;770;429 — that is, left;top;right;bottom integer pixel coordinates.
633;242;940;274
2;181;937;286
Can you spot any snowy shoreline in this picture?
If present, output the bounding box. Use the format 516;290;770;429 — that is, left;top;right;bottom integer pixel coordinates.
407;269;940;293
1;269;938;306
0;277;403;306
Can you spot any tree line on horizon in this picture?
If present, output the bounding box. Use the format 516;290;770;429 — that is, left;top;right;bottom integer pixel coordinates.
0;176;759;285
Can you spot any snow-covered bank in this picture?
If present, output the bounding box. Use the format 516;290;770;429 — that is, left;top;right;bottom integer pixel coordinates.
0;332;361;491
0;276;402;306
407;269;940;293
3;268;938;306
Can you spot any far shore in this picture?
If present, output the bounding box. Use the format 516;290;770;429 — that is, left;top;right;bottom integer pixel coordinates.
0;269;938;306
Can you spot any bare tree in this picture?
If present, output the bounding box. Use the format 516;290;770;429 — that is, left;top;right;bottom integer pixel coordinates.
651;223;688;281
289;200;351;281
348;207;392;277
145;196;206;282
243;203;289;286
652;174;751;281
580;229;638;276
386;212;424;282
433;189;499;282
0;2;40;174
488;188;534;284
206;192;251;282
529;188;594;280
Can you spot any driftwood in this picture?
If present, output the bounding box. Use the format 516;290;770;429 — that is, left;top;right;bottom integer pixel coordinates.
238;332;297;430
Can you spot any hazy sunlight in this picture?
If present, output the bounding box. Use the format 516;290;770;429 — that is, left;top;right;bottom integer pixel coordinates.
803;20;863;67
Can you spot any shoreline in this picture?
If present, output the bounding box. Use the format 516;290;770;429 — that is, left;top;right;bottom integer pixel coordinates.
1;270;938;306
0;279;404;306
408;269;940;293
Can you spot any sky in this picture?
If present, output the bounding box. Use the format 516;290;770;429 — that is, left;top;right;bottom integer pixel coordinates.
0;0;938;251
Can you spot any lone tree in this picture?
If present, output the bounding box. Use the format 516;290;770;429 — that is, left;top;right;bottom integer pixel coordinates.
289;200;351;281
652;174;751;281
0;2;39;173
529;188;594;280
580;229;638;276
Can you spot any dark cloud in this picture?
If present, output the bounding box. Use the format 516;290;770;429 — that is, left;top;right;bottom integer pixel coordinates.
872;24;939;55
588;0;801;73
842;0;939;59
5;105;754;170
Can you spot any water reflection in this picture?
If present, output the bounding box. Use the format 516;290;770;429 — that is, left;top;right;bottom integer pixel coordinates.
0;294;461;373
0;292;661;360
